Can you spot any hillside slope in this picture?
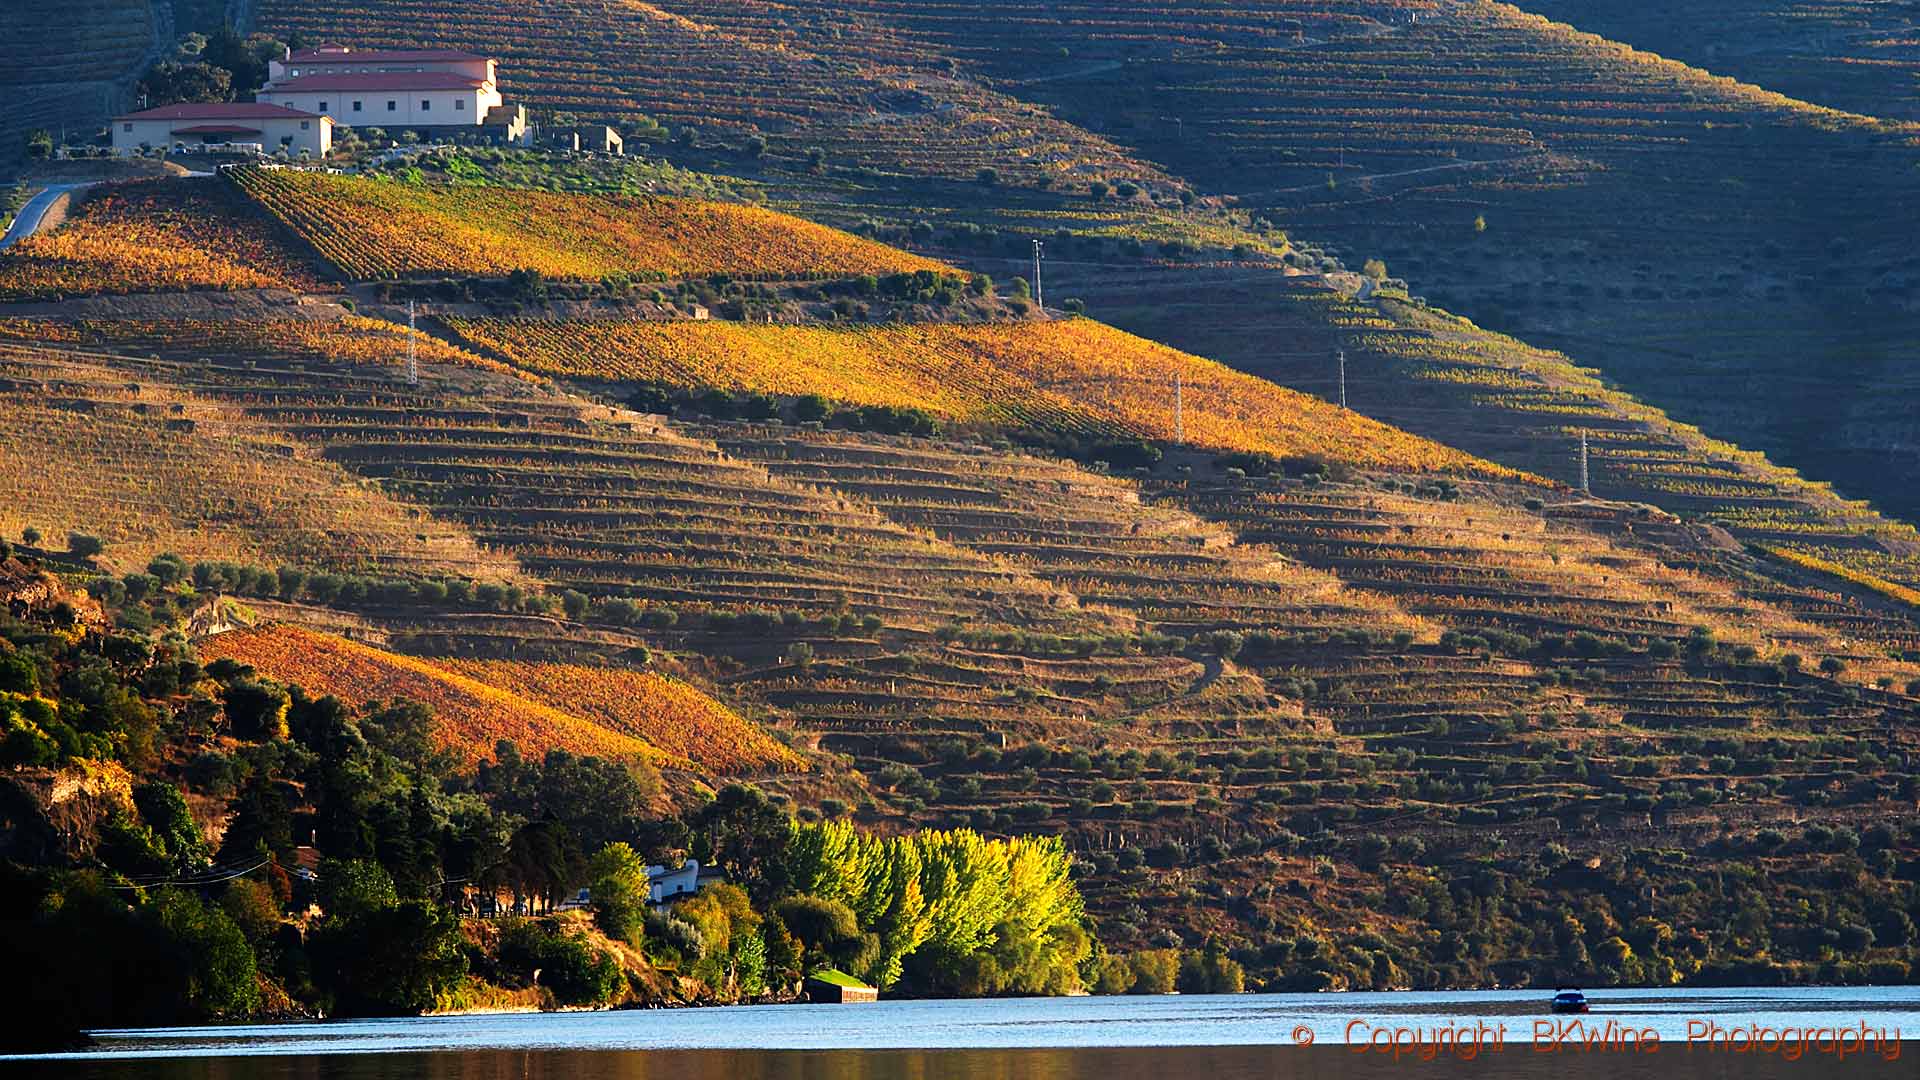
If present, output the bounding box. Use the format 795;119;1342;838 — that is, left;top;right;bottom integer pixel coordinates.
0;0;159;169
1516;0;1920;121
255;0;1920;530
8;307;1920;973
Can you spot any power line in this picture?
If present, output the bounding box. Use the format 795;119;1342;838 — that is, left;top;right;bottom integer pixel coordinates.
1338;348;1347;409
110;858;271;891
407;299;419;386
1579;428;1591;494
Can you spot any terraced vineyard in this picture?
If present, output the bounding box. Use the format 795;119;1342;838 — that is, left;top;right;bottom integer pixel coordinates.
200;623;682;767
1053;262;1920;605
0;178;323;300
1518;0;1920;121
258;0;1920;527
430;658;804;773
443;316;1502;473
0;341;518;578
251;0;1165;191
6;310;1920;961
679;422;1920;935
0;0;156;165
231;168;948;281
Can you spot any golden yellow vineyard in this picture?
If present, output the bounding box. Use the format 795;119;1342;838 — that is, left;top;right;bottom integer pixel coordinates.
233;168;949;281
444;317;1508;473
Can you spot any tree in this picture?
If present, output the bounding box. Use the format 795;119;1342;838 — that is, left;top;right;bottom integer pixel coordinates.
774;894;862;968
692;785;792;903
24;130;53;160
136;61;232;107
144;888;259;1019
318;859;400;921
588;841;648;943
67;533;104;561
132;782;208;874
222;679;290;741
311;899;466;1015
1362;258;1388;280
1177;939;1244;994
1128;948;1180;993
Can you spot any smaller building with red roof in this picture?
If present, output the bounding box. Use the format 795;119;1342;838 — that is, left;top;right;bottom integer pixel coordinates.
111;101;331;157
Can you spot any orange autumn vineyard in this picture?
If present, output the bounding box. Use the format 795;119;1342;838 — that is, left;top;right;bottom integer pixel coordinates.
230;167;949;281
428;658;805;774
443;316;1508;474
197;624;792;773
0;178;322;300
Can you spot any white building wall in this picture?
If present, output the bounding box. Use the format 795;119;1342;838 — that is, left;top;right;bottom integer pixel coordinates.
112;116;330;157
257;87;501;129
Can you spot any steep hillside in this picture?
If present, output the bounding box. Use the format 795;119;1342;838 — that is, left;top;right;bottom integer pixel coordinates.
0;339;521;578
441;316;1503;473
199;623;800;773
0;0;159;168
0;178;323;300
230;169;948;281
1046;263;1920;602
1517;0;1920;121
7;308;1919;971
251;0;1166;191
199;623;678;766
258;0;1920;528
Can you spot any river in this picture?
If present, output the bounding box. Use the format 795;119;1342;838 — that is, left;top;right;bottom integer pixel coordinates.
9;988;1920;1078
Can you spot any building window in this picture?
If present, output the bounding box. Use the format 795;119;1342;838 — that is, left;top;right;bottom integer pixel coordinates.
319;101;329;112
421;99;432;111
123;122;133;132
387;100;397;111
455;99;465;111
352;100;362;112
300;121;310;130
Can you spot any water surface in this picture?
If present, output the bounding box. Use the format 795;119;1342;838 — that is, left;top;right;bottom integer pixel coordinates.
13;988;1920;1079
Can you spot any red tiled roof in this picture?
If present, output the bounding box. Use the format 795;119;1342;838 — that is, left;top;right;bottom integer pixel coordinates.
264;72;486;92
170;124;264;135
115;102;323;121
289;45;487;63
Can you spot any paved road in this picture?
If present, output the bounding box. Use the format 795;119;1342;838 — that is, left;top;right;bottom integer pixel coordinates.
0;183;90;251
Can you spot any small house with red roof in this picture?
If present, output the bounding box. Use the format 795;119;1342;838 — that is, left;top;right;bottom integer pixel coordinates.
111;102;332;157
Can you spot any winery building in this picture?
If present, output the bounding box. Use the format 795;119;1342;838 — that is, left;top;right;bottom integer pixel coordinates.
254;45;518;138
110;102;332;157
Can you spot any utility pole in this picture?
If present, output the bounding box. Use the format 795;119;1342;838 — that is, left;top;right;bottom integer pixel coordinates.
1578;428;1591;494
1174;374;1184;442
407;299;419;386
1338;348;1347;409
1032;239;1044;313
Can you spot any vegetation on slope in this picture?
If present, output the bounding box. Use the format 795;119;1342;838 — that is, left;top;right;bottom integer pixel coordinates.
198;624;680;767
232;168;949;282
1056;265;1920;603
1516;0;1920;121
270;0;1920;526
429;659;804;774
444;316;1507;474
0;342;520;579
0;574;1097;1049
0;179;322;300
